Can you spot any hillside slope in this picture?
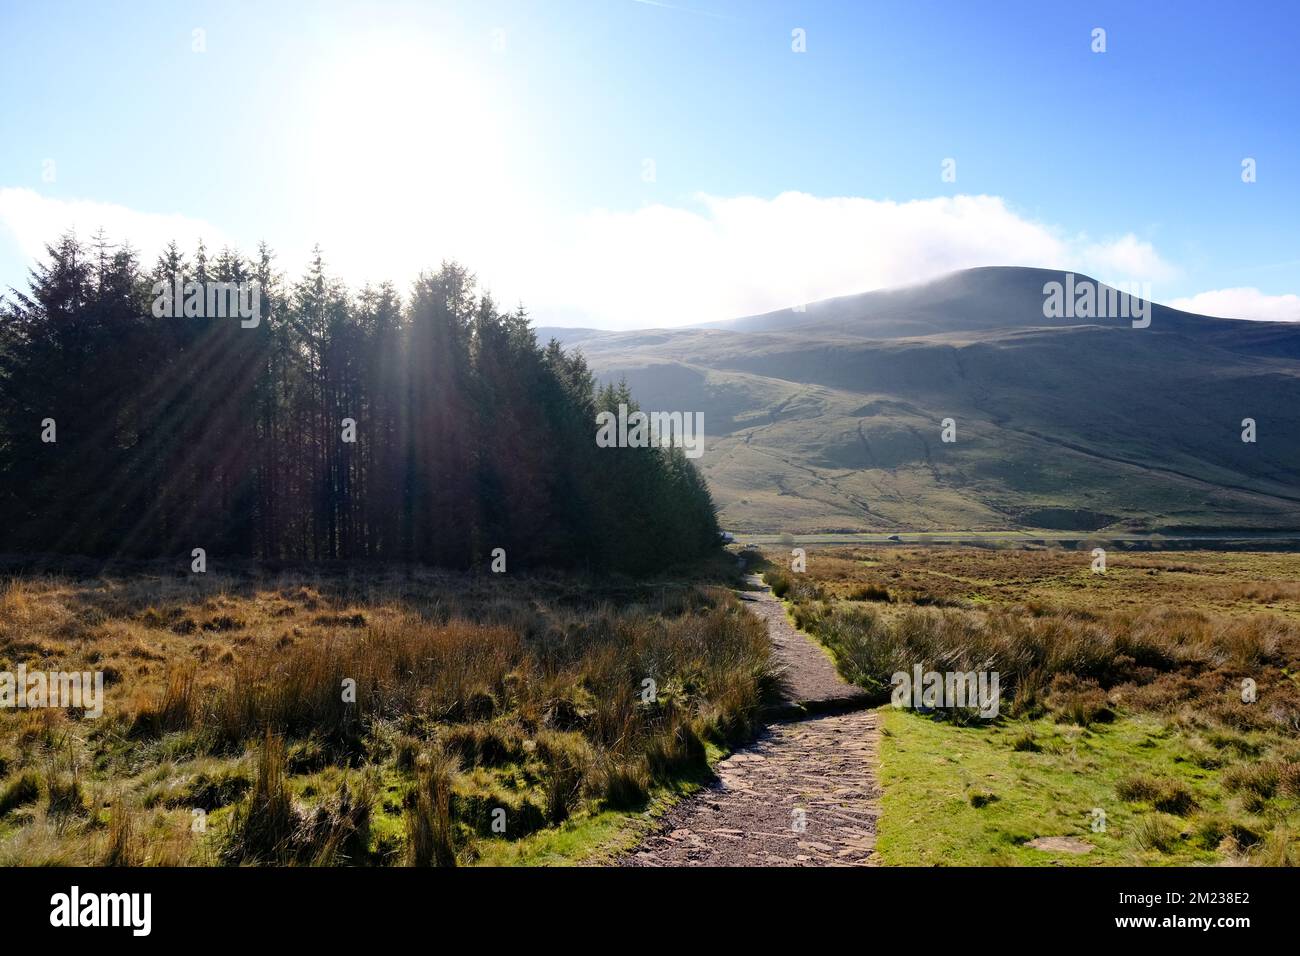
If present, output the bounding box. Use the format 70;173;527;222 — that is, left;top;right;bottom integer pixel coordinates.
541;267;1300;534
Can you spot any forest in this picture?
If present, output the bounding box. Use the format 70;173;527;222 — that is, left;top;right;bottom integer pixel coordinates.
0;234;719;573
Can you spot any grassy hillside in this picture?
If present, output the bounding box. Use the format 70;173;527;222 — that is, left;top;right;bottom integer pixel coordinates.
545;267;1300;534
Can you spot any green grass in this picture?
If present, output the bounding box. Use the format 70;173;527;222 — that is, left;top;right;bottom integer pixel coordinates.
470;756;719;866
877;707;1290;866
115;729;729;868
764;544;1300;867
471;806;647;866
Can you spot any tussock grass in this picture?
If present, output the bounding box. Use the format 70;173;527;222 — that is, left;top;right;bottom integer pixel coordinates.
102;800;142;867
589;757;651;810
0;771;41;816
783;545;1300;866
790;596;1299;729
1132;814;1179;853
0;565;773;866
1116;775;1198;816
405;746;458;867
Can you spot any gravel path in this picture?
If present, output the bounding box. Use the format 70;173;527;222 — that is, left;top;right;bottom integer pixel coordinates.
622;574;880;867
736;574;872;713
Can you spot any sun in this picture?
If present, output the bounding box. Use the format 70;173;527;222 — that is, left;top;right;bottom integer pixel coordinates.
303;32;512;283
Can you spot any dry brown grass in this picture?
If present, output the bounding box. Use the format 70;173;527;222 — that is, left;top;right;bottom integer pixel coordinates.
769;546;1300;730
0;565;773;865
769;544;1300;865
774;545;1300;620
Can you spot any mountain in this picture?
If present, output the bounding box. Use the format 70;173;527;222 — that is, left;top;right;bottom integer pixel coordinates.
539;267;1300;534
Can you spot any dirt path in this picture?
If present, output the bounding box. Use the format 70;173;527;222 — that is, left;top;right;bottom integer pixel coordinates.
622;574;880;867
736;576;872;712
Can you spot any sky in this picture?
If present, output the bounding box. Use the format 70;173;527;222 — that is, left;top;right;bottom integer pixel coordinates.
0;0;1297;329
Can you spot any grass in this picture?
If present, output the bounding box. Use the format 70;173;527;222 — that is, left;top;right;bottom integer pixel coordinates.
472;738;725;866
0;563;776;866
767;544;1300;866
876;707;1290;865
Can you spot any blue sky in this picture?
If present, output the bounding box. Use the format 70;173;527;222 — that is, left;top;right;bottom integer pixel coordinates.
1;0;1296;327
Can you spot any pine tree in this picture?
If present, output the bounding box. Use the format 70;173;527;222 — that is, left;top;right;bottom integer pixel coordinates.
0;235;720;572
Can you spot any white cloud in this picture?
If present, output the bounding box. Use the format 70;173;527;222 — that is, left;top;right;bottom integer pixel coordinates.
1078;233;1178;284
0;187;230;269
494;192;1180;329
1;186;1193;330
1168;288;1300;323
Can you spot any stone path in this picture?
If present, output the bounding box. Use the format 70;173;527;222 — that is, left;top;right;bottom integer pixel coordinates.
735;575;872;713
622;574;880;867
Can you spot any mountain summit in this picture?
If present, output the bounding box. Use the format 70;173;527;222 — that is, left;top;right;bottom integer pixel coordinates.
545;267;1300;534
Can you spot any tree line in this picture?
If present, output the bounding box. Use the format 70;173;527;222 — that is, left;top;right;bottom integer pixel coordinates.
0;233;719;572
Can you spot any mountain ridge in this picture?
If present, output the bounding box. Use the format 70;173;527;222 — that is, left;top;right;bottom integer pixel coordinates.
539;267;1300;534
